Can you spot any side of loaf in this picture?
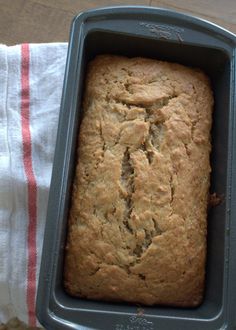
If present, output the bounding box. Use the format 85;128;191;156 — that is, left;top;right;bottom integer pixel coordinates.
64;55;213;307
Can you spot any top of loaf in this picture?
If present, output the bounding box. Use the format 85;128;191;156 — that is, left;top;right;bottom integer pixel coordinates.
64;55;213;307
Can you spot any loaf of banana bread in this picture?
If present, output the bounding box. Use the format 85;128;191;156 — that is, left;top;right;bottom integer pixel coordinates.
64;55;213;307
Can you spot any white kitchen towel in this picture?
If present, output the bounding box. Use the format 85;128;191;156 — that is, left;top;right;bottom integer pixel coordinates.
0;43;68;327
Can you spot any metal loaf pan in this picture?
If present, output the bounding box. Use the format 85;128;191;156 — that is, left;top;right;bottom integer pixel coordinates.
36;6;236;330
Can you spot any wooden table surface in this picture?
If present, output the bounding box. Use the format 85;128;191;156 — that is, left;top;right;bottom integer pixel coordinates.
0;0;235;45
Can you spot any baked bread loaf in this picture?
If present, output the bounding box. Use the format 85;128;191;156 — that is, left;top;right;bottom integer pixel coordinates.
64;55;213;307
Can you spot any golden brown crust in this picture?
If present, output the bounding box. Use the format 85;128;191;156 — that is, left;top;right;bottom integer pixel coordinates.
64;55;213;307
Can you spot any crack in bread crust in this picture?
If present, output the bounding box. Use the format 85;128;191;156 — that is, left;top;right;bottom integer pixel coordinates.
120;147;134;234
64;55;213;307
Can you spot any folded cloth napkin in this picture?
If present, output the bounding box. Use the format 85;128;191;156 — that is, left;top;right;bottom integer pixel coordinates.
0;43;68;326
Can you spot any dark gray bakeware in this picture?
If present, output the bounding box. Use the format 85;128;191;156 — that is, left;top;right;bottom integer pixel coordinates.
36;6;236;330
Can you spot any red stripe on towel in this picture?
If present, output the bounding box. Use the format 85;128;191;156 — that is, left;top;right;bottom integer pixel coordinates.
21;43;37;327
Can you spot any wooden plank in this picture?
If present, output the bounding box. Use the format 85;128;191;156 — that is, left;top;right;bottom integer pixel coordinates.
0;0;151;45
33;0;151;11
150;0;236;33
0;0;235;45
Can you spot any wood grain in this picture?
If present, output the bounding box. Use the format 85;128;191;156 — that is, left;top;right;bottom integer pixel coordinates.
150;0;236;33
0;0;150;44
0;0;235;45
